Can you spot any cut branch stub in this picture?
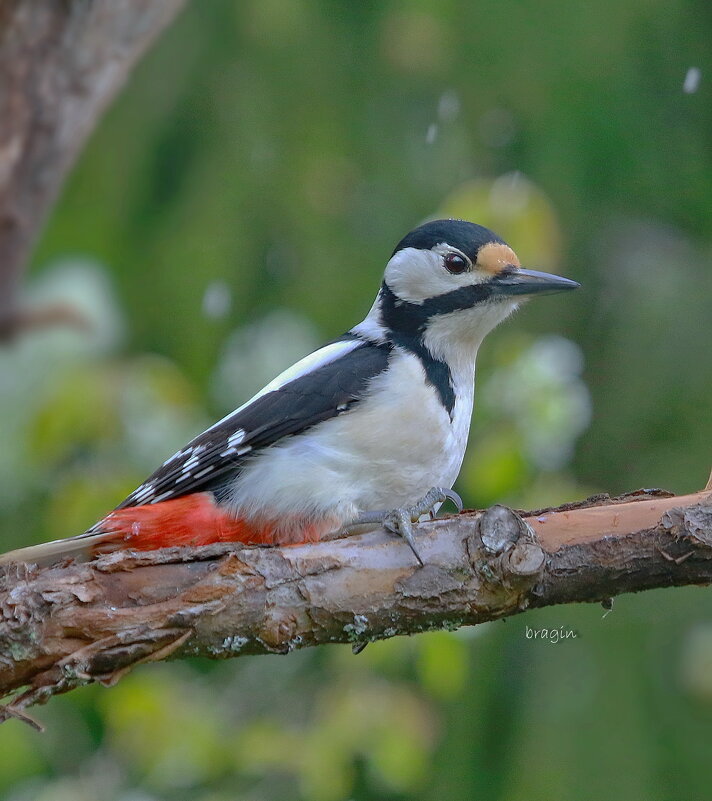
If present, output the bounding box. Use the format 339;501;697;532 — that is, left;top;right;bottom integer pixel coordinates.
467;504;546;610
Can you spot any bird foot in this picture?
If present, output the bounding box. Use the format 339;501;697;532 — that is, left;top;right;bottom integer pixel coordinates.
353;487;463;566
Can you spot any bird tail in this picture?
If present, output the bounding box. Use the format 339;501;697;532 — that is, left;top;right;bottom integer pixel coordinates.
0;493;337;567
0;530;119;567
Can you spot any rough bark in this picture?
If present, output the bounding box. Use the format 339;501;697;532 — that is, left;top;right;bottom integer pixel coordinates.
1;488;711;728
0;0;187;338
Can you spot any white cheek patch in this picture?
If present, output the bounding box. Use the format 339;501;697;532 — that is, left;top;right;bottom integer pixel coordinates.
383;247;486;305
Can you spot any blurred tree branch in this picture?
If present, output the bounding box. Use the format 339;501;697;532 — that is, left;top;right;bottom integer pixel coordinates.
1;488;711;728
0;0;186;339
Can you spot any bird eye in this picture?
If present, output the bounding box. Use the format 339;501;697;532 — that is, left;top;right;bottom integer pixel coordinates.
444;253;469;275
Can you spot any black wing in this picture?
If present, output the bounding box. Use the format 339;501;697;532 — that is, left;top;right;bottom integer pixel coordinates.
116;338;392;509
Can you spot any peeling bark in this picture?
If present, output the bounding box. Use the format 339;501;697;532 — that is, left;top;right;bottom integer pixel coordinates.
1;488;711;726
0;0;186;337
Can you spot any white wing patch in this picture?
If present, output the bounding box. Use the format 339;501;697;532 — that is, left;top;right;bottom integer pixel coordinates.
205;339;362;433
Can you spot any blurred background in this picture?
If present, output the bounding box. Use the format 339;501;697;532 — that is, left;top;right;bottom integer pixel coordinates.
2;0;712;798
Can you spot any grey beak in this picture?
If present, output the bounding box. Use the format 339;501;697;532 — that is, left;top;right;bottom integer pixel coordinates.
492;267;580;297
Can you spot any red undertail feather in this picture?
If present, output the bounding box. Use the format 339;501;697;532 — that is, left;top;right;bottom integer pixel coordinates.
95;493;332;554
0;493;339;567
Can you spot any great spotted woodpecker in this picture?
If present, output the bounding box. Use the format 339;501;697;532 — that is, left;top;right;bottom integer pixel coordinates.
0;219;578;566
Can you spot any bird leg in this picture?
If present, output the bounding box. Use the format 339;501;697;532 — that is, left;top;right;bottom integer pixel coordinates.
349;487;463;566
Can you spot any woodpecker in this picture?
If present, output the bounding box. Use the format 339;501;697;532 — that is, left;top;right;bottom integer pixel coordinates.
0;219;578;566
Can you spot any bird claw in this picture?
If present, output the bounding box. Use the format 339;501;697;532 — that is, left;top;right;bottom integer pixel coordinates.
382;508;424;566
381;486;463;566
439;487;464;514
347;487;463;565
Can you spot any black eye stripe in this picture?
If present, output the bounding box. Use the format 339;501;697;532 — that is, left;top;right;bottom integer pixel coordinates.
444;252;469;274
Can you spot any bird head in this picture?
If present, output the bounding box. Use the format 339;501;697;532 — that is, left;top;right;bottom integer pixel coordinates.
375;219;579;351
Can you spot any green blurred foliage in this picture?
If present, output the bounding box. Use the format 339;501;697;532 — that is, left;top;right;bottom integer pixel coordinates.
2;0;712;798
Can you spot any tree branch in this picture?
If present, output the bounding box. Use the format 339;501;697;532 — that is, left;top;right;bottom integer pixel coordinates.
0;0;186;338
1;488;711;726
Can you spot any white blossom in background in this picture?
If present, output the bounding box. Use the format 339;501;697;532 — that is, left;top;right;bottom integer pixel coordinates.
425;90;459;146
481;335;592;470
437;89;460;121
212;308;320;411
201;280;232;320
683;67;701;94
23;258;125;355
488;171;530;216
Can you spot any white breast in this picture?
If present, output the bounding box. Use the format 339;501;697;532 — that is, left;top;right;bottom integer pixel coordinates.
224;348;476;527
